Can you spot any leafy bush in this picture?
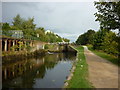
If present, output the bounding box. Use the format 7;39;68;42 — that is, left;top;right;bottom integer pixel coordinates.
102;31;118;56
44;44;49;49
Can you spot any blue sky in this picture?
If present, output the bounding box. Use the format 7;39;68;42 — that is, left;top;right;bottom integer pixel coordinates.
2;2;100;42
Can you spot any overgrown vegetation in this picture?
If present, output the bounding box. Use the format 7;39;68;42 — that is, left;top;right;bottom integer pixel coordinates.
1;14;69;43
66;46;93;88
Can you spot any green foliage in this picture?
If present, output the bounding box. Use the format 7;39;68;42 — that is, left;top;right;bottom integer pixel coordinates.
2;23;11;30
10;26;20;30
94;2;120;31
90;29;118;57
46;32;63;43
10;45;19;51
2;23;12;36
102;31;118;55
44;44;49;49
92;29;107;50
35;28;46;41
76;29;95;45
22;17;36;30
10;41;32;51
18;41;26;50
92;1;120;57
12;14;36;40
12;14;24;29
89;29;118;57
76;28;118;57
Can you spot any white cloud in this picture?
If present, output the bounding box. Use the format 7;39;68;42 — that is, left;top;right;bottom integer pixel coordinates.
2;2;100;42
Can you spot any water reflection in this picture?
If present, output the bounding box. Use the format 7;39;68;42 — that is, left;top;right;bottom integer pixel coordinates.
2;52;76;88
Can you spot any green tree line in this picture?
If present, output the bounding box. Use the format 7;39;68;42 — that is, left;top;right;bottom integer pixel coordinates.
1;14;70;43
76;2;120;57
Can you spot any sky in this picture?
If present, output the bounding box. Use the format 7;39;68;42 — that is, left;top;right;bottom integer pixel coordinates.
2;2;100;42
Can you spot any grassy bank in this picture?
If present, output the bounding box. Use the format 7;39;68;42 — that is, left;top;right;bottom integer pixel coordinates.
87;45;119;66
66;46;93;88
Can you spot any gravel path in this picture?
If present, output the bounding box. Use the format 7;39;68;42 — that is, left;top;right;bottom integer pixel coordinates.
83;46;118;88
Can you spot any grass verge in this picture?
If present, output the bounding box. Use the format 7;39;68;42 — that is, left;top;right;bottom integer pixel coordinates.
66;46;93;88
87;45;119;66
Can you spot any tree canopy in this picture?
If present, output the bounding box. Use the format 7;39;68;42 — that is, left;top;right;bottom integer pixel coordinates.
76;30;95;45
94;2;120;33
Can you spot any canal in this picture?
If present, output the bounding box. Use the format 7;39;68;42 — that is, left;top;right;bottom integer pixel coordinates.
2;52;76;88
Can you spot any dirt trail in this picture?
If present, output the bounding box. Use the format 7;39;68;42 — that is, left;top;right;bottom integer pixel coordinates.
83;46;118;88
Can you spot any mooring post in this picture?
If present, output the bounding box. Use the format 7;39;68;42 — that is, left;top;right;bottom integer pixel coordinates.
42;44;45;49
8;40;11;51
4;40;7;51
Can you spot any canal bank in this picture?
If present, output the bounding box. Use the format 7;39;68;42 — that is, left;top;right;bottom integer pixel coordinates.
64;46;93;88
2;44;76;64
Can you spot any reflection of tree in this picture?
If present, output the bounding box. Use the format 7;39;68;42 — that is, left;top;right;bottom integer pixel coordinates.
21;64;46;88
2;52;76;88
2;57;46;88
35;65;46;78
45;61;57;70
44;54;58;70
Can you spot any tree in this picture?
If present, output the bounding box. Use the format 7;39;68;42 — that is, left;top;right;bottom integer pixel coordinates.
102;31;118;56
35;27;46;41
22;17;36;30
92;29;107;50
76;34;87;45
37;27;45;32
94;1;120;58
86;30;96;44
76;30;95;45
94;2;120;33
2;23;11;30
12;14;23;29
2;23;12;36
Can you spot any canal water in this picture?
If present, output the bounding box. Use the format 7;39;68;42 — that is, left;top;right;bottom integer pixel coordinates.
2;52;76;88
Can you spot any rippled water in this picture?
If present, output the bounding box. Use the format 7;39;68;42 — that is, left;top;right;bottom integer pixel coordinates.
2;52;76;88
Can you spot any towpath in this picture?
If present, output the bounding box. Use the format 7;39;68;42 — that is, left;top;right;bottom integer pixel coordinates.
83;46;118;88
